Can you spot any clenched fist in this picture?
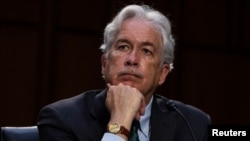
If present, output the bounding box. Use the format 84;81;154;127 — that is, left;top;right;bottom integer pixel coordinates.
106;83;146;131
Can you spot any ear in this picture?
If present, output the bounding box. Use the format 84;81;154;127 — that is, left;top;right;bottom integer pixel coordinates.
158;64;170;85
101;54;106;75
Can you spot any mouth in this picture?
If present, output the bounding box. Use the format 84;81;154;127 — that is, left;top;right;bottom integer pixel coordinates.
115;71;143;86
118;71;143;79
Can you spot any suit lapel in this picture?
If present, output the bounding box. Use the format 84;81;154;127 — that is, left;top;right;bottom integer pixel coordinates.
89;89;110;140
150;95;178;141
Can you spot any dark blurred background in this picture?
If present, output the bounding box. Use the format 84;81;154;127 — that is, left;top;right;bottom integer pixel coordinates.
0;0;249;126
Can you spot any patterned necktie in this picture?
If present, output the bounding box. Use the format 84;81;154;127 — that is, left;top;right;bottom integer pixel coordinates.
129;120;139;141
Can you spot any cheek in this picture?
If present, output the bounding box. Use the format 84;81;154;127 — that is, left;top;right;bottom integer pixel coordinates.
106;54;123;73
141;63;155;78
145;63;162;80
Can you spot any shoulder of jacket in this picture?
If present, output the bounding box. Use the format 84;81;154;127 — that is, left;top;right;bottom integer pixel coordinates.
154;94;210;122
42;89;103;111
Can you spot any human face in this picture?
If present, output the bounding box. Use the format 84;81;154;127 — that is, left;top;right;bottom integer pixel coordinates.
102;18;170;100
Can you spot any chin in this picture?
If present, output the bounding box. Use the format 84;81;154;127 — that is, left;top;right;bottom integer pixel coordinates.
121;82;134;86
121;82;140;89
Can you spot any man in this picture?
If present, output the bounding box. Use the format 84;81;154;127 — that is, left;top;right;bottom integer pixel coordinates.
38;4;211;141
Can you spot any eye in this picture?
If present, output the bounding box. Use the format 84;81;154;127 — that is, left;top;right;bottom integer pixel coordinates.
142;48;153;56
117;45;129;51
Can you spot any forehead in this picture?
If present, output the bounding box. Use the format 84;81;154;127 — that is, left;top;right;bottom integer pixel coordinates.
116;18;163;48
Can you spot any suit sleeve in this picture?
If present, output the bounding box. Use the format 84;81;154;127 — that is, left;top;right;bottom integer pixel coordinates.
37;105;75;141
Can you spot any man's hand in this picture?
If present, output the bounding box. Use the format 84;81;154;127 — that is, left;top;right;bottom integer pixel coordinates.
106;83;145;132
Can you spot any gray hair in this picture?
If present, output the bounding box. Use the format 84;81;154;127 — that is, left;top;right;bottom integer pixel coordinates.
100;5;175;70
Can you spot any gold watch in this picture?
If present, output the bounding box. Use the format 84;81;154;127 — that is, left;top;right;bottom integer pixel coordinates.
107;122;130;138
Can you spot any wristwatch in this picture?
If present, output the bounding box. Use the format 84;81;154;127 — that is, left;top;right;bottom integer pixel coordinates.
107;122;130;138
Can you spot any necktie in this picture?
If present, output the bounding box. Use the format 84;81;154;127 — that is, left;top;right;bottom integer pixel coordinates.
129;120;139;141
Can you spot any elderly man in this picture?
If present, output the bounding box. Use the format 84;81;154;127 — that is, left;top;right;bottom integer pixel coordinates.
38;4;210;141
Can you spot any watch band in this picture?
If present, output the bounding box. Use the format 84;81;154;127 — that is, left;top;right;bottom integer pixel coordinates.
119;125;130;137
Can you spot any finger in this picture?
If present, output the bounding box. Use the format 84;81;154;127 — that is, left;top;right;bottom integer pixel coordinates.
135;112;140;121
139;97;146;115
107;83;111;88
107;83;113;93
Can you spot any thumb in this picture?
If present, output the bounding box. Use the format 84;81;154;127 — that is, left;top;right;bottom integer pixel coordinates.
139;98;146;115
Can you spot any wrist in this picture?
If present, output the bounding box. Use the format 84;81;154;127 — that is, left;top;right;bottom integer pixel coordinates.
107;122;130;140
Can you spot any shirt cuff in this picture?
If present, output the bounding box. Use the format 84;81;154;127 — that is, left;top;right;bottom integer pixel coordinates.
101;133;125;141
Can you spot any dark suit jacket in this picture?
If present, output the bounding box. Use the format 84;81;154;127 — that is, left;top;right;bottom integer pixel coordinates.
37;89;211;141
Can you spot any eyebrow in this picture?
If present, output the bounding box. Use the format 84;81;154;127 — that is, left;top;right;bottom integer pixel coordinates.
141;41;156;48
116;38;156;48
116;39;130;44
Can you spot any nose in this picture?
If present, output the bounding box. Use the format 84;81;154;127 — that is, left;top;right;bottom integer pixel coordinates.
124;50;139;66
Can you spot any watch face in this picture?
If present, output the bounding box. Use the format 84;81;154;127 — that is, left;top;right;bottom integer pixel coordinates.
109;123;120;133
